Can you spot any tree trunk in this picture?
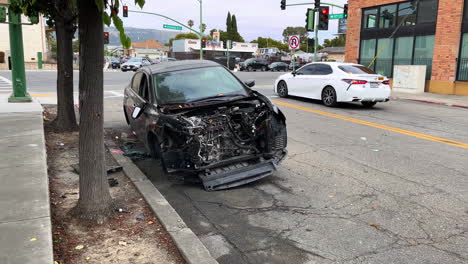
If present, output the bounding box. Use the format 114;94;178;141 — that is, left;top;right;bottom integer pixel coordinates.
74;0;113;221
53;15;78;132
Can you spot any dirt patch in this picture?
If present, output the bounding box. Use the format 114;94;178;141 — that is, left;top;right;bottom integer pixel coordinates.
44;106;185;264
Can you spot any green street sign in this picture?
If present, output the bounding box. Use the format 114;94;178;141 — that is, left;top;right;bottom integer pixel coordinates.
329;14;347;19
163;24;182;30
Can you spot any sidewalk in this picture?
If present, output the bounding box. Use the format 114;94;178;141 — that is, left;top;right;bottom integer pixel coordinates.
391;91;468;109
0;95;53;264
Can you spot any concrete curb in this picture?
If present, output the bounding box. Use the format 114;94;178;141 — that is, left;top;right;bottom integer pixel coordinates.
106;142;218;264
391;96;468;109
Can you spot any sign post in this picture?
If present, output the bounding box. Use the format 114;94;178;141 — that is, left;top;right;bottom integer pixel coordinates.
289;35;300;71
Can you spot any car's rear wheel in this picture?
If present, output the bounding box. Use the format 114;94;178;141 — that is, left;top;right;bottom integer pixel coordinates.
362;101;377;108
261;66;267;72
277;81;288;98
322;86;337;107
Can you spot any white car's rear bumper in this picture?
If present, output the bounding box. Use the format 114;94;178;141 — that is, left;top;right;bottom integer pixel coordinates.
340;85;391;102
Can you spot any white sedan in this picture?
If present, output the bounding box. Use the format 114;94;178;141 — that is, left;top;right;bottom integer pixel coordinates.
274;62;391;107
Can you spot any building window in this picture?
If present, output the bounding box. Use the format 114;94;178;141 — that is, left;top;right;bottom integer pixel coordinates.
379;4;397;28
465;0;468;19
375;38;394;77
394;37;414;66
363;8;378;28
417;0;438;23
413;35;435;78
458;34;468;80
360;39;376;70
397;2;417;26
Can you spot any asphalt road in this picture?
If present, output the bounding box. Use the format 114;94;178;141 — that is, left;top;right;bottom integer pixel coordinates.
4;70;467;263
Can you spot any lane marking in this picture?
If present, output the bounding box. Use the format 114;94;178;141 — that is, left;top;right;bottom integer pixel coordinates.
31;94;56;97
0;76;12;84
273;100;468;149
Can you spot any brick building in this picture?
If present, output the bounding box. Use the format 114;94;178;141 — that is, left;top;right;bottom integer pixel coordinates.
345;0;468;95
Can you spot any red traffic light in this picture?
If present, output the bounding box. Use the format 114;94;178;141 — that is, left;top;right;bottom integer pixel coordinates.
104;32;109;37
123;6;128;11
202;39;207;42
321;8;328;15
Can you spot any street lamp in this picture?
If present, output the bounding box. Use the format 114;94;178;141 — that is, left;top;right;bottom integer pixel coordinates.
195;0;203;60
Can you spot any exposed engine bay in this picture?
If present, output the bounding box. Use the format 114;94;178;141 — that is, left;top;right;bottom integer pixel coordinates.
157;98;287;171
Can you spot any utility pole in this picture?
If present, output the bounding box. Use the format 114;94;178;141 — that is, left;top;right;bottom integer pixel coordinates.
314;15;318;62
198;0;203;60
7;0;31;102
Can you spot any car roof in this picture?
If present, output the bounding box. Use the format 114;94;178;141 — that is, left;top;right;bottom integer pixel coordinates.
303;62;360;66
144;60;220;74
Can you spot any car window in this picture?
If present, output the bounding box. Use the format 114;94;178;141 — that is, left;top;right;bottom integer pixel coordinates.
132;72;143;93
154;66;248;105
139;74;150;101
314;64;333;75
297;65;317;75
338;65;376;74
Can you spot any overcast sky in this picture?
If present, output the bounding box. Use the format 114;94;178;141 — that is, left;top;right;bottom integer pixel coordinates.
121;0;347;44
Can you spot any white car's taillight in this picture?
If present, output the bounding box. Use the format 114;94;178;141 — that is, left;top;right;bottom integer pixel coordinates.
382;80;390;85
342;79;368;85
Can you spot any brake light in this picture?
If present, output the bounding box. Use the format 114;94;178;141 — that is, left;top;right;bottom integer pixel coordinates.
342;79;368;85
382;80;390;85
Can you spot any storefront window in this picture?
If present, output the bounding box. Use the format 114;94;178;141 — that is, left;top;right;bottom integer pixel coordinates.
379;4;397;28
375;38;394;77
397;2;417;26
413;35;435;79
458;34;468;80
417;0;438;23
360;39;376;70
394;37;414;66
363;8;378;28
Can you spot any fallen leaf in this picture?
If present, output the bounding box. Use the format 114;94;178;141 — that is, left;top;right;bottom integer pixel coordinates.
368;222;380;228
75;244;84;250
147;221;154;225
30;238;37;242
85;257;91;260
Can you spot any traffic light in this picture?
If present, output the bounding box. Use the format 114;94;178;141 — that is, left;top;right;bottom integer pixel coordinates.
223;40;227;49
314;0;320;9
305;8;315;32
343;4;348;18
0;7;6;23
201;38;207;48
308;38;315;47
123;6;128;17
281;0;286;10
318;6;329;30
104;32;109;44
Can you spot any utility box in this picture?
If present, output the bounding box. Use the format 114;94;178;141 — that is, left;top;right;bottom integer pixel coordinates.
392;65;426;94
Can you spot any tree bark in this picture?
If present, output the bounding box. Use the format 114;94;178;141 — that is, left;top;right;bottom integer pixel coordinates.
74;0;113;221
53;12;78;132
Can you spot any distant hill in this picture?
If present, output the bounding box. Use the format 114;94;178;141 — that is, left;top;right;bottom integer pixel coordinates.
105;27;180;45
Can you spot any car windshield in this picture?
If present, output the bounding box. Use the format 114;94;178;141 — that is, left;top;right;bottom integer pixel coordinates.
339;65;376;74
154;66;248;105
128;57;142;63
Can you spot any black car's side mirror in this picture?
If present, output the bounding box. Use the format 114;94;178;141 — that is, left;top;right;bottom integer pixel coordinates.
244;80;255;88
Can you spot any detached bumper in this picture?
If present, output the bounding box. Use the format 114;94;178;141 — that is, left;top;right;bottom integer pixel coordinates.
199;159;279;191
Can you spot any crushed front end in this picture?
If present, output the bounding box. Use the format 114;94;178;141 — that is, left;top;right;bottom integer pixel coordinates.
154;95;287;191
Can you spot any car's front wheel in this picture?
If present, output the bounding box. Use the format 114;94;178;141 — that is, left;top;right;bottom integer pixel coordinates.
361;101;377;108
261;66;267;72
277;81;288;98
322;86;337;107
248;66;253;72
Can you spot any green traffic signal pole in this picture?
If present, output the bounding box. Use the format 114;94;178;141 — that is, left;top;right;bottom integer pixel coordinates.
286;2;345;62
197;0;203;60
128;10;203;59
7;0;31;102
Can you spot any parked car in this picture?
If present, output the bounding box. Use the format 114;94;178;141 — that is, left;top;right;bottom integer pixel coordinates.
239;58;269;72
288;61;302;71
111;57;121;69
123;60;287;191
121;57;151;72
268;62;289;72
275;62;391;107
210;56;238;70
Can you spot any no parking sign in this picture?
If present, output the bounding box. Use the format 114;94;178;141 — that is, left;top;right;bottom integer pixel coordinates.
289;35;300;50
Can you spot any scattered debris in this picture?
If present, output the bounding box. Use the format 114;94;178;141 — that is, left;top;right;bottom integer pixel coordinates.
75;244;84;250
71;164;122;174
122;146;151;161
30;238;37;242
147;221;154;225
119;241;128;246
360;137;367;141
368;223;380;229
108;178;119;187
136;214;145;221
60;195;67;199
328;194;334;198
371;149;380;152
117;208;131;214
110;148;124;154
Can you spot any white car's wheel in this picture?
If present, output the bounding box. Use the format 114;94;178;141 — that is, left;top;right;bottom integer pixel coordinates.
322;86;337;107
277;81;288;98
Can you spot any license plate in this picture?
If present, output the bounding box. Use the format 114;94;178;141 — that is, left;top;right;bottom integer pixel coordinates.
370;82;379;88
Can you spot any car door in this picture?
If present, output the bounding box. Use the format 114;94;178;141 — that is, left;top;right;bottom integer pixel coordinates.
309;64;334;99
125;72;143;126
287;64;317;98
132;73;152;141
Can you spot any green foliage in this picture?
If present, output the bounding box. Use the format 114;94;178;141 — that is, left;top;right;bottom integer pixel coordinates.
231;15;238;33
226;12;232;34
322;34;346;48
201;23;207;33
251;37;288;51
225;12;244;42
282;27;308;43
168;32;199;46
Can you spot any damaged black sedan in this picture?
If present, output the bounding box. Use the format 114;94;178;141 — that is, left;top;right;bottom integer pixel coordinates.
123;60;287;191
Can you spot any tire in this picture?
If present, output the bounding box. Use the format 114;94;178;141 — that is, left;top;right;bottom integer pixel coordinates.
277;81;288;98
362;101;377;108
322;86;338;107
248;66;253;72
261;66;266;72
121;69;127;72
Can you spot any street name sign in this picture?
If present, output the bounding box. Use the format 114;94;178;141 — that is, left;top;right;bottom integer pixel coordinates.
329;14;347;19
163;24;182;30
289;35;300;50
